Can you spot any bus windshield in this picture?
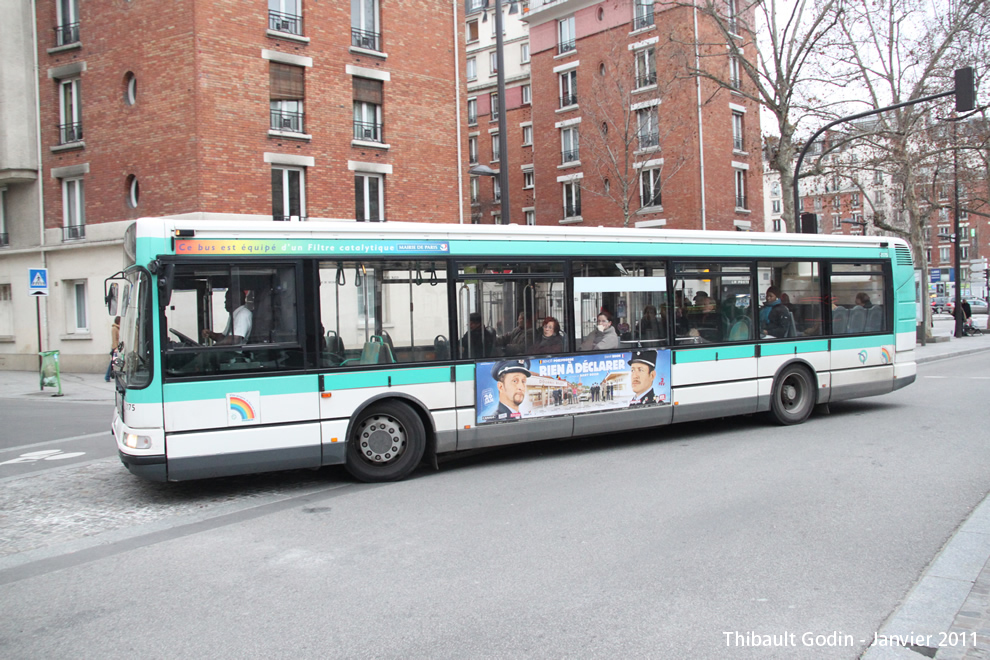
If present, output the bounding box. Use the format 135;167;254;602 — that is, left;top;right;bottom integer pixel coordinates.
115;267;154;389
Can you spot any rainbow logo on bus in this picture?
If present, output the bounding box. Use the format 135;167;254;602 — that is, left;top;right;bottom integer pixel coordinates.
226;392;261;425
880;347;892;364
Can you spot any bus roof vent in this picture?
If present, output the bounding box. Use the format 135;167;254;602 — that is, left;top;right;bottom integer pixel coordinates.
894;245;913;267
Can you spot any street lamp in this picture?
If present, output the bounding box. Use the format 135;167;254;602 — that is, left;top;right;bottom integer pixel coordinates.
481;0;513;224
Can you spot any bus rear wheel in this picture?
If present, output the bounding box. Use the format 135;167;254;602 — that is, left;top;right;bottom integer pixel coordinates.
770;364;815;426
346;401;425;482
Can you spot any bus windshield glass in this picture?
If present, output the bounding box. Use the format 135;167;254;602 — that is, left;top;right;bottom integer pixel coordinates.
116;267;153;389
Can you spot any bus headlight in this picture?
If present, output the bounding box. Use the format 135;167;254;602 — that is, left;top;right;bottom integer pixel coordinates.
123;433;152;450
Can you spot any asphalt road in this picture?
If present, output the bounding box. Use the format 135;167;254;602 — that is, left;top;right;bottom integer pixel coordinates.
0;351;989;658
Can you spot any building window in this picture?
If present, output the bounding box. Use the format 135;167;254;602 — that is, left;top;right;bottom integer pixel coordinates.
270;63;304;133
353;78;383;142
490;92;499;121
734;169;747;209
634;47;656;88
62;178;85;240
126;174;140;209
470;176;480;204
58;78;83;144
732;111;744;151
522;84;532;105
351;0;381;51
490;52;498;76
467;19;479;43
729;56;741;89
833;216;841;230
467;57;477;81
468;136;478;164
832;195;840;210
637;107;659;149
124;72;137;106
525;209;535;226
814;197;822;211
521;42;530;63
559;70;577;108
563;181;581;218
771;181;780;197
874;170;884;184
491;133;500;162
522;124;533;146
634;0;655;30
493;178;501;202
558;16;576;54
55;0;80;46
0;188;8;247
640;168;662;209
355;173;384;221
523;170;534;189
851;192;860;208
0;284;11;337
269;0;303;36
272;167;305;221
726;0;739;32
467;98;477;125
939;247;951;263
561;127;579;164
772;199;781;213
67;280;89;333
772;218;781;232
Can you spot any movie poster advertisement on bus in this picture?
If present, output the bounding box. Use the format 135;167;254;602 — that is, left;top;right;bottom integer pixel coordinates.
475;350;672;425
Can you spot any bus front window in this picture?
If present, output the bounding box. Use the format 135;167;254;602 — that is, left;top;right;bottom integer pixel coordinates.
115;268;153;389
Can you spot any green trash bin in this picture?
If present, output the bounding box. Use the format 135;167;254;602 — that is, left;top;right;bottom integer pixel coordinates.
39;350;63;396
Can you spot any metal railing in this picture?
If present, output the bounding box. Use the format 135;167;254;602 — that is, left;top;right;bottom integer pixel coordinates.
564;203;581;218
351;28;381;51
636;72;657;88
353;121;383;143
269;11;302;35
729;77;742;90
270;109;304;133
639;130;660;149
54;22;80;47
560;92;577;108
558;39;575;55
63;224;85;241
562;149;579;164
58;122;83;144
735;195;747;209
733;136;744;151
634;10;655;30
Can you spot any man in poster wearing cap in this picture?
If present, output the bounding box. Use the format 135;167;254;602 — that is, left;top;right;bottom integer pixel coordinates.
491;359;532;420
628;349;658;406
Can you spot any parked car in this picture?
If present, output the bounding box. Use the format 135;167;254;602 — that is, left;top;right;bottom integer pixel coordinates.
947;298;988;316
931;296;951;313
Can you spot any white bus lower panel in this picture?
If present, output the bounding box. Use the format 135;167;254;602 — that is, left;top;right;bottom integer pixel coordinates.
166;423;322;481
828;365;895;402
671;380;759;423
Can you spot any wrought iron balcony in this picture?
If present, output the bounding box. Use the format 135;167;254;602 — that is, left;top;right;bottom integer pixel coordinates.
729;77;742;90
351;28;381;51
353;121;383;143
560;92;577;108
63;224;85;241
269;11;302;35
271;109;304;133
54;22;79;47
564;203;581;218
561;149;579;164
58;122;83;144
558;39;575;55
634;10;655;30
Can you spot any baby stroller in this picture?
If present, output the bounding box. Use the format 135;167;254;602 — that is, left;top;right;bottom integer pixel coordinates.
963;317;983;336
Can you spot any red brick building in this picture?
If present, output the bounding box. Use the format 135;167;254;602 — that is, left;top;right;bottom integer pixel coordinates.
523;0;763;230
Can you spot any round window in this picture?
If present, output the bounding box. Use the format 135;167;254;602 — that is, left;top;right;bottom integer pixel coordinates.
126;175;140;208
124;72;137;106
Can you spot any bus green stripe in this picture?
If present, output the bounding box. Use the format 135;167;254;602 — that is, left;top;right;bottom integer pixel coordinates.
674;344;755;363
831;335;892;350
448;241;889;260
164;374;316;402
321;366;452;390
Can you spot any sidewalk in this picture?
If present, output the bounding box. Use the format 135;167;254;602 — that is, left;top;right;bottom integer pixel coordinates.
0;369;116;403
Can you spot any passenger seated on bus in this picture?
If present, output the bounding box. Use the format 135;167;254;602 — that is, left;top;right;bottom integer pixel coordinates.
580;311;620;351
854;292;874;309
759;286;794;338
535;316;565;353
461;312;497;359
634;305;665;342
688;295;721;342
497;312;534;356
202;287;253;345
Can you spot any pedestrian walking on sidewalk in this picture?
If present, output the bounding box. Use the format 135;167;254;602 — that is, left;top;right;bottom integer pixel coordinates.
105;316;120;382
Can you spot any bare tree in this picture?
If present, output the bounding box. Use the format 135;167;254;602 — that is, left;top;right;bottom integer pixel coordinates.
580;27;689;227
661;0;845;232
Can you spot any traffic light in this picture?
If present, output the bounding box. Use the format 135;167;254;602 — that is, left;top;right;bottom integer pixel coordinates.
955;67;975;113
800;212;817;234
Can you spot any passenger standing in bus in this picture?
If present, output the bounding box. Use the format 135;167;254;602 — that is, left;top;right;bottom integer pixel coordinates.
581;311;620;350
461;312;496;358
202;288;253;345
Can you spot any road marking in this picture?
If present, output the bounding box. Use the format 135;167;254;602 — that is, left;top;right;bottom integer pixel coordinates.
0;432;107;455
0;449;87;466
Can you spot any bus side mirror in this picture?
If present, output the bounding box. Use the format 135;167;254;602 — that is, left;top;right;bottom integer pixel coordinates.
106;282;119;316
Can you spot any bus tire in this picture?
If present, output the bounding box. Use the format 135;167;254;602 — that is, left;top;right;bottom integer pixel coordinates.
345;401;425;483
769;364;815;426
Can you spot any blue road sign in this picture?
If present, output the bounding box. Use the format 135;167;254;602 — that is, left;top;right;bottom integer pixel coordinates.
29;268;49;296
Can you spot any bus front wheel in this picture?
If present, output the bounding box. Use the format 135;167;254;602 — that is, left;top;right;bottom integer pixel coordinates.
346;401;425;482
770;364;815;426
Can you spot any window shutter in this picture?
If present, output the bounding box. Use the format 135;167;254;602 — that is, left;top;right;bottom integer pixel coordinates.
270;63;304;101
353;77;383;105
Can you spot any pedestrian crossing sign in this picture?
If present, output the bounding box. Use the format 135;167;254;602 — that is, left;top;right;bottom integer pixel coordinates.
29;268;49;296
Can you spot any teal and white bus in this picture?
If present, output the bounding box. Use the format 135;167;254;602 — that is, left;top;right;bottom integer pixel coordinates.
106;218;916;483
